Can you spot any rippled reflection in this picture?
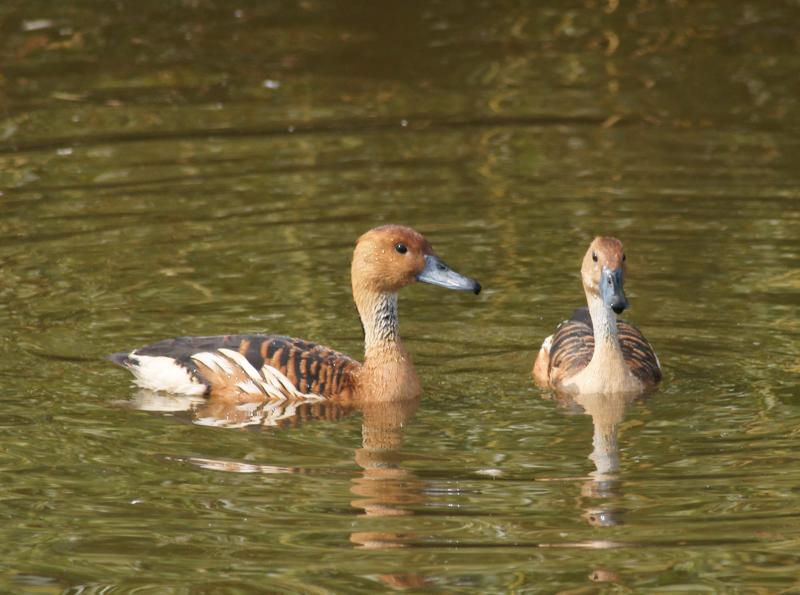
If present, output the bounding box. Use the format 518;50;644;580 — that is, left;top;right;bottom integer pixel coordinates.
126;388;354;429
350;400;421;539
126;389;426;561
553;391;638;531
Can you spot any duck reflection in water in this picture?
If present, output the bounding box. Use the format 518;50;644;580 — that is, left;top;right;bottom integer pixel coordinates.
128;389;426;523
124;388;352;430
549;390;639;529
349;399;422;542
344;400;436;595
125;389;431;588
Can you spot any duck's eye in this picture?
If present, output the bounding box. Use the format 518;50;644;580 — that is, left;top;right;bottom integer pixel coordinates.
592;252;598;262
395;243;408;254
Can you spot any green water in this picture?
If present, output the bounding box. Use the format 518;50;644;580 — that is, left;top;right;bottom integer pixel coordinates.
1;1;799;592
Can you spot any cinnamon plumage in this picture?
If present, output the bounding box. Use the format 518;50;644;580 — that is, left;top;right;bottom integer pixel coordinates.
109;225;481;403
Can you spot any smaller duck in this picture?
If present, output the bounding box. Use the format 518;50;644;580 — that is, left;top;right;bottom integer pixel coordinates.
533;237;661;395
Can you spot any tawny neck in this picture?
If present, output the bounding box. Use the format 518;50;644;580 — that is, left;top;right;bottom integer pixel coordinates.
353;290;420;401
357;292;400;355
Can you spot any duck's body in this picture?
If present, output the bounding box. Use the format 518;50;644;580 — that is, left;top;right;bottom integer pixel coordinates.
109;225;480;403
109;334;359;400
535;307;661;394
533;237;661;395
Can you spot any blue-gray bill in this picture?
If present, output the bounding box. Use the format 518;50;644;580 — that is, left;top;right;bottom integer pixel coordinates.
601;266;628;314
417;255;481;294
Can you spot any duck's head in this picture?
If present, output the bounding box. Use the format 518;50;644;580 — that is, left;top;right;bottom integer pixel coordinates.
352;225;481;295
581;237;628;314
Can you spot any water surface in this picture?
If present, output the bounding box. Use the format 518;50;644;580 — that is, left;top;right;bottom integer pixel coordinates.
1;1;799;592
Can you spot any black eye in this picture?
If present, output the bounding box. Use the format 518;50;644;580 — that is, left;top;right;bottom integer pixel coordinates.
592;252;598;262
395;243;408;254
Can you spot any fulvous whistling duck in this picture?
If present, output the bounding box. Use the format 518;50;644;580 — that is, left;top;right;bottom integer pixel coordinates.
533;237;661;395
109;225;481;402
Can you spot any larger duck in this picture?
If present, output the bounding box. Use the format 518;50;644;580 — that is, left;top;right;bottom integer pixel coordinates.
533;236;661;395
110;225;481;402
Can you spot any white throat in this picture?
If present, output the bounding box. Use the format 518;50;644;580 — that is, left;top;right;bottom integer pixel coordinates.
586;293;624;367
586;293;628;377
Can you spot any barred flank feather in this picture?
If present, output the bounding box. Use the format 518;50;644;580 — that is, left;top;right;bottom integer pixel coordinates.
617;322;662;384
548;308;661;387
548;318;594;387
115;334;360;400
